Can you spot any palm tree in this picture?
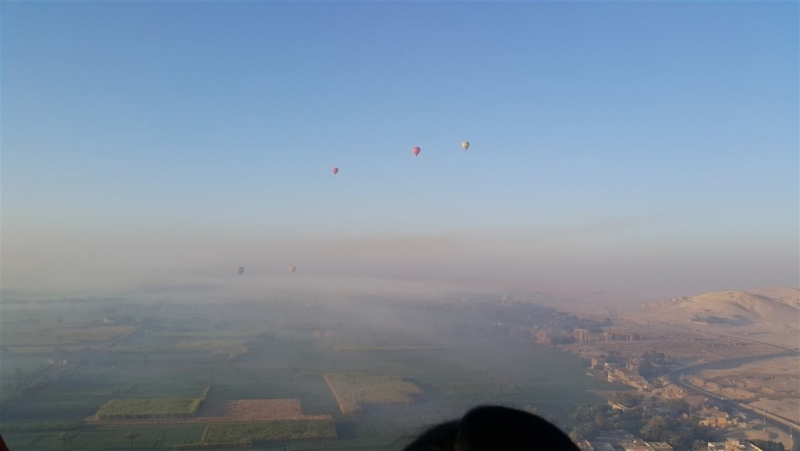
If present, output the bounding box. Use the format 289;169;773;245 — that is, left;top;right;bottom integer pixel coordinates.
55;433;73;451
574;408;594;424
569;428;585;442
609;415;624;430
124;433;139;450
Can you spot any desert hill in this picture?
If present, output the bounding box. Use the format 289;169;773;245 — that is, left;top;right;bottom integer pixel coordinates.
746;287;799;310
644;290;800;327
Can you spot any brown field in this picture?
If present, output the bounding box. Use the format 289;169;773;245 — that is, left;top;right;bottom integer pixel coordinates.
221;399;330;421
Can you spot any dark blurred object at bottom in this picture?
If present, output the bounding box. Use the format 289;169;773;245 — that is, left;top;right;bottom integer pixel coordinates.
403;405;580;451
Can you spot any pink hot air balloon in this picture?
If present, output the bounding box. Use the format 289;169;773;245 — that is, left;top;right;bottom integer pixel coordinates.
412;146;421;157
332;167;339;175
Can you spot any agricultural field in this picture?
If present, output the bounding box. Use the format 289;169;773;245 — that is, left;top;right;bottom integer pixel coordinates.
5;346;103;355
176;341;248;353
1;296;616;450
176;341;249;360
68;424;207;450
217;399;331;421
201;419;337;444
53;327;136;343
146;330;262;339
94;398;202;420
324;373;423;414
332;345;437;351
0;326;135;347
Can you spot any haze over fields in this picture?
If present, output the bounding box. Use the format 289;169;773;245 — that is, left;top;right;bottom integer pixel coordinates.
1;3;798;450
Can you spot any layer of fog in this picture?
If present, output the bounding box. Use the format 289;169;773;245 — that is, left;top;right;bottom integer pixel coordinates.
3;221;797;303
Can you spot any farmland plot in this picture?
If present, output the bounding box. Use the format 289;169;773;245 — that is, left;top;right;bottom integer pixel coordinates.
94;398;201;420
221;399;330;421
1;326;135;346
176;341;249;360
324;373;423;414
68;424;206;450
202;419;337;443
332;345;437;352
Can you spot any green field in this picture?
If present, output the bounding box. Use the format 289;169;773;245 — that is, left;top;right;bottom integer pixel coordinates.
1;326;135;347
95;399;202;419
75;425;206;450
176;341;248;352
1;424;207;451
202;420;337;444
324;373;423;414
332;345;438;351
0;297;617;450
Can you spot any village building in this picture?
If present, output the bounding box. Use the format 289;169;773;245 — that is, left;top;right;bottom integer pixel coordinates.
699;407;738;428
623;439;656;451
648;442;673;451
724;439;763;451
590;442;616;451
574;328;591;344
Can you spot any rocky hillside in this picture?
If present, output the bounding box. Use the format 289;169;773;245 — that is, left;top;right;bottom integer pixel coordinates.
644;290;799;327
746;287;800;309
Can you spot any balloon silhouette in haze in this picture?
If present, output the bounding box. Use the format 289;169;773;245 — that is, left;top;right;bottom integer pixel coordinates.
332;167;338;175
289;266;297;275
237;266;244;275
412;146;421;157
462;141;470;151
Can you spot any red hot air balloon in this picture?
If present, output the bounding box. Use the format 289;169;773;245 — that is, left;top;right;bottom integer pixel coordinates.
332;167;339;175
412;146;421;157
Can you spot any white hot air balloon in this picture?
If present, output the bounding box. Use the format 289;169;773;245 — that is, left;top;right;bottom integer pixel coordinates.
462;141;470;151
289;266;297;275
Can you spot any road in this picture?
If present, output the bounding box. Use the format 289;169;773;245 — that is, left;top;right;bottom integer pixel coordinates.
667;350;800;451
644;320;798;353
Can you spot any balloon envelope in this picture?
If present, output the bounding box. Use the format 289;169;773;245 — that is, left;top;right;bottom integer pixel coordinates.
289;266;297;274
412;146;421;156
332;167;338;175
462;141;470;151
237;266;244;275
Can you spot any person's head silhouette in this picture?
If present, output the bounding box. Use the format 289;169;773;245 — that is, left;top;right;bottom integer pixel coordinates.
403;405;580;451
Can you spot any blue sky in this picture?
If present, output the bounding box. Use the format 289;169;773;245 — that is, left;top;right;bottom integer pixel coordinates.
3;2;798;299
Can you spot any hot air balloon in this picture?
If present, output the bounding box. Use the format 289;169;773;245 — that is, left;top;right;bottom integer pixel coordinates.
462;141;470;151
332;167;339;175
237;266;244;275
412;146;421;157
289;266;297;275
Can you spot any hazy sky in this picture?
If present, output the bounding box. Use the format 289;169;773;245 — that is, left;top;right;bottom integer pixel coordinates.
3;2;798;300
